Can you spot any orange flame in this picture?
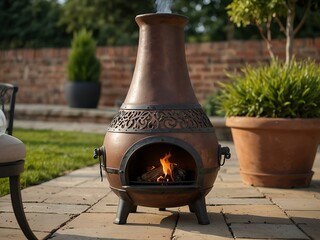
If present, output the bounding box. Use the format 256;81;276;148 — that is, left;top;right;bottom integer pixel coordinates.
159;152;174;182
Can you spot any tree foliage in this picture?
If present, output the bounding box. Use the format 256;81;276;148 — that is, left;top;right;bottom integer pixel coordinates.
59;0;154;46
0;0;319;49
226;0;319;64
0;0;70;49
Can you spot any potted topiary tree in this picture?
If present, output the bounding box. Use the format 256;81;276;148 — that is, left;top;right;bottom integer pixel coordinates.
216;0;320;188
219;59;320;188
65;28;101;108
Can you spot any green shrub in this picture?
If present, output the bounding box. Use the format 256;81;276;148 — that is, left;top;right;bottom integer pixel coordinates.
67;28;101;82
218;59;320;118
203;91;225;117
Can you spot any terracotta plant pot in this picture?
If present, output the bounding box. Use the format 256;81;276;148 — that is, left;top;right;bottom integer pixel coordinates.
226;117;320;188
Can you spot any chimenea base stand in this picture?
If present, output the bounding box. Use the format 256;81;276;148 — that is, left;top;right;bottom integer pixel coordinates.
114;196;210;225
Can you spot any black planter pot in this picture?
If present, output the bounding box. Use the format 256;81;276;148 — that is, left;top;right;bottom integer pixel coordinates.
65;81;101;108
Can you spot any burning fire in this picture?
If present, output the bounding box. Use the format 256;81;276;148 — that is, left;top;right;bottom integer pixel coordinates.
157;152;176;182
139;152;186;183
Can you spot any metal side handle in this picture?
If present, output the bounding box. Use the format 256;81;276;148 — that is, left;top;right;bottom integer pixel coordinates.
218;144;231;166
93;146;106;181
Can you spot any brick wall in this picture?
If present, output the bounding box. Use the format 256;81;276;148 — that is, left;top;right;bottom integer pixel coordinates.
0;38;319;107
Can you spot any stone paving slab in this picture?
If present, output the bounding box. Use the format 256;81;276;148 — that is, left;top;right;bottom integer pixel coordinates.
0;228;49;240
207;186;264;199
271;197;320;211
207;197;273;205
174;206;232;240
223;204;291;224
88;193;122;213
0;202;89;215
43;187;108;205
0;211;72;233
286;210;320;239
52;211;178;240
231;223;309;239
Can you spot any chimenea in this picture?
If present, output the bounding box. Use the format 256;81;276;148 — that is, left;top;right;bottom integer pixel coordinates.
94;13;230;225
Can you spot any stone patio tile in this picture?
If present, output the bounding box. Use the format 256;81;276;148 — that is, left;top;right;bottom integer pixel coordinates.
87;191;119;213
287;210;320;220
51;212;178;239
220;157;237;168
24;202;89;214
174;206;232;240
299;224;320;240
207;187;264;199
41;175;93;187
0;228;49;240
218;165;239;173
67;165;100;177
20;185;66;202
312;181;320;199
40;165;102;188
214;176;223;183
313;171;320;179
230;223;309;239
103;190;120;203
218;173;242;182
225;167;240;174
271;197;320;211
207;197;272;205
0;200;11;209
258;187;318;199
44;187;108;205
286;210;320;240
0;195;10;202
223;205;291;224
213;182;247;188
0;212;72;232
73;176;108;188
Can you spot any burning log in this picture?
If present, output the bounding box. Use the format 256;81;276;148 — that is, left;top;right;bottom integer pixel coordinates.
139;166;163;182
138;152;187;183
138;165;186;182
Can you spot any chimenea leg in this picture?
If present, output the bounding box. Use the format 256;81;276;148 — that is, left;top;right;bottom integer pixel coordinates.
189;197;210;225
188;205;195;213
131;205;137;213
114;199;134;224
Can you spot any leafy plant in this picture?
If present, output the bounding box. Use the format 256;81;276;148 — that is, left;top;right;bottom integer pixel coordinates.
226;0;317;65
218;59;320;118
67;28;101;82
203;91;225;117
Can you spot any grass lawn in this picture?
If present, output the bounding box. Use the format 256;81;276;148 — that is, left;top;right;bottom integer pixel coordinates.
0;129;104;197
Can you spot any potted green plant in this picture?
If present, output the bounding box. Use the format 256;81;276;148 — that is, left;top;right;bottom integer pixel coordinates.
219;59;320;188
215;0;320;188
65;28;101;108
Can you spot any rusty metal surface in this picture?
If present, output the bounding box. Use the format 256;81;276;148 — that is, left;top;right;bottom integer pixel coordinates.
102;13;222;216
124;13;198;106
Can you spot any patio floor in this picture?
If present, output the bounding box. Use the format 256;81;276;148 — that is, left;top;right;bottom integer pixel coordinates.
0;119;319;240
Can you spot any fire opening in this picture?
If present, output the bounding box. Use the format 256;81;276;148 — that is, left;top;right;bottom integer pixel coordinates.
137;152;187;184
124;142;197;186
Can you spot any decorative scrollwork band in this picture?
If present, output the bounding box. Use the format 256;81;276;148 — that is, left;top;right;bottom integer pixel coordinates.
108;108;214;133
